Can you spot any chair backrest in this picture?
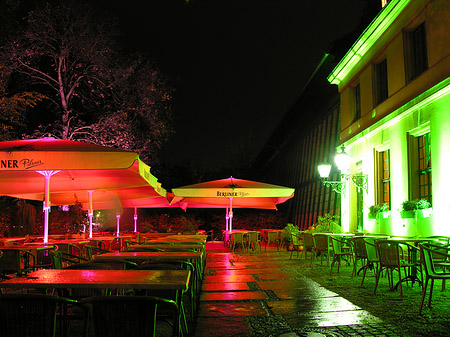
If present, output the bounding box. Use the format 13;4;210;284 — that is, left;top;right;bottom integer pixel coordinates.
363;238;379;263
1;248;35;275
375;240;400;268
231;232;245;244
419;243;450;276
108;238;124;251
313;234;329;252
82;295;179;337
56;243;82;256
291;233;300;246
0;294;78;337
302;233;314;249
330;236;349;254
267;231;280;243
352;237;367;259
83;245;110;260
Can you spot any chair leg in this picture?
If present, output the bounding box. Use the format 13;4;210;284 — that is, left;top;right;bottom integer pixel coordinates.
428;279;434;308
374;267;382;294
419;277;429;314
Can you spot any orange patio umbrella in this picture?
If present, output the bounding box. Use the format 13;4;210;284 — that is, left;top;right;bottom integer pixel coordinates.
171;177;295;232
0;138;165;242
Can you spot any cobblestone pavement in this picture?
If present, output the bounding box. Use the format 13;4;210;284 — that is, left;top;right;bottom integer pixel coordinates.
193;242;406;337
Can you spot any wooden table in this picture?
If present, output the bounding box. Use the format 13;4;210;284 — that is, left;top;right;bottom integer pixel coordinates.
131;244;203;251
0;268;190;291
93;251;202;263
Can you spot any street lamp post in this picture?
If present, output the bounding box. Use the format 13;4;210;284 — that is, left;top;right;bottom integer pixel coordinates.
318;146;368;194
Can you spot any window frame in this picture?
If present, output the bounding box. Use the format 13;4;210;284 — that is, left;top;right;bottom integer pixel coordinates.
374;58;388;106
404;22;428;82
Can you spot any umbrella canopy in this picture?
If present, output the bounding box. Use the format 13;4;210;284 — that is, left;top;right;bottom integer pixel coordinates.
171;177;294;231
0;138;165;241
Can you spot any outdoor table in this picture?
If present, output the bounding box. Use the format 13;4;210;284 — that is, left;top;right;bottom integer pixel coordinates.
0;268;190;291
132;244;203;251
93;251;202;264
93;251;203;286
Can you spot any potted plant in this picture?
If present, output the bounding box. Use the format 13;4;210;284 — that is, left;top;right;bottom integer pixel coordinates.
368;205;381;219
416;199;432;218
400;200;417;218
313;213;343;233
282;223;300;250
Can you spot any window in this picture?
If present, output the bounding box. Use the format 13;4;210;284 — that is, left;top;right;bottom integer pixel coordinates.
374;59;388;105
381;150;391;209
408;131;432;204
354;83;361;122
376;149;391;209
405;22;428;82
418;133;432;202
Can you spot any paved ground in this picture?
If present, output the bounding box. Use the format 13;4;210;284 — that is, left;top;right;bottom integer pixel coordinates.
192;241;403;337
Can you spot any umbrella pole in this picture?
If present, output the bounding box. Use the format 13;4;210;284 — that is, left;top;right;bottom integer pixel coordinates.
229;197;233;233
88;190;94;239
38;170;60;244
226;207;229;232
134;207;138;233
116;212;121;237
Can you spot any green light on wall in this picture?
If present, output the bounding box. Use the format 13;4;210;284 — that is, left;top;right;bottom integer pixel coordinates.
327;0;411;85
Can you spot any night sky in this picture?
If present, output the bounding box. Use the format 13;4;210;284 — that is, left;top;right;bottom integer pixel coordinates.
99;0;371;170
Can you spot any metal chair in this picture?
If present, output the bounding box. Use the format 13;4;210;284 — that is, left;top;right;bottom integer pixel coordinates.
311;234;330;265
329;236;353;275
351;236;368;277
266;231;281;251
290;232;301;259
0;248;35;276
230;232;245;251
82;245;110;260
81;295;179;337
247;231;262;252
418;243;450;314
374;240;418;296
51;250;88;269
0;293;85;337
361;238;380;286
300;232;314;260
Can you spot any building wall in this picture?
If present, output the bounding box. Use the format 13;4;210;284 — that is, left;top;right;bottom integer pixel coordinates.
331;0;450;236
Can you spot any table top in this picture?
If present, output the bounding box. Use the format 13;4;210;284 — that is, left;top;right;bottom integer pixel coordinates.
0;269;190;290
93;251;202;261
131;244;203;251
0;245;55;251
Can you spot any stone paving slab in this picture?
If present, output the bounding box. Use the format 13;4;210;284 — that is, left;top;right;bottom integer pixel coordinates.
198;302;267;317
201;290;267;301
202;282;250;292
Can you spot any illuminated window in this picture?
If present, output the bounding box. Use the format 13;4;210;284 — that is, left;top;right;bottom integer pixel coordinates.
375;149;390;209
404;22;428;82
381;150;390;208
408;131;432;204
374;59;388;105
354;83;361;122
418;133;432;203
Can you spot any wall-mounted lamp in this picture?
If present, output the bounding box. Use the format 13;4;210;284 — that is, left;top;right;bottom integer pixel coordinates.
318;146;368;194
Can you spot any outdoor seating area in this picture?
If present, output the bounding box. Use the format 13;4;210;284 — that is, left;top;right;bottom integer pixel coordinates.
2;231;450;336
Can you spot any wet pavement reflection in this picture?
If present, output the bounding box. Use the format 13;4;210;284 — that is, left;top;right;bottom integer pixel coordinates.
194;242;401;337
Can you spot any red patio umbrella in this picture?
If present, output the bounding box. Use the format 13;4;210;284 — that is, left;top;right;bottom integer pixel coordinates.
0;138;165;242
171;177;294;232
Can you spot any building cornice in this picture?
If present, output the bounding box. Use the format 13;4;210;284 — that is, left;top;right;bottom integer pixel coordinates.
327;0;411;86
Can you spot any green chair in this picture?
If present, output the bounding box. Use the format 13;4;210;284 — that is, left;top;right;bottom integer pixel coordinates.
81;295;179;337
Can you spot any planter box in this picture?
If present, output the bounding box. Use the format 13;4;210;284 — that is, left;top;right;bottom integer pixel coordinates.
380;211;390;219
400;210;415;219
416;208;433;218
368;213;377;220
